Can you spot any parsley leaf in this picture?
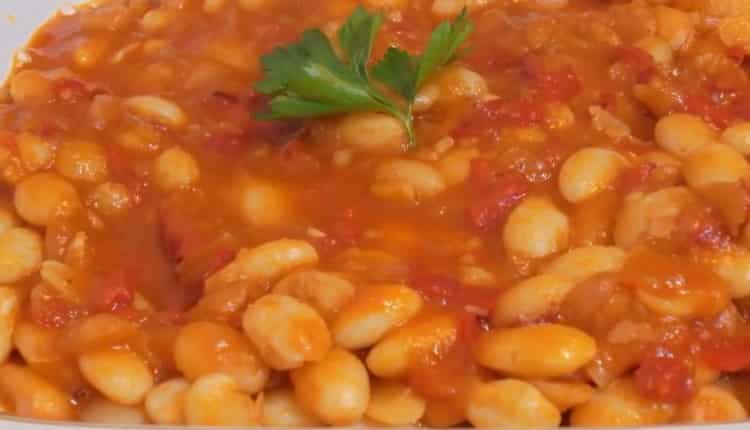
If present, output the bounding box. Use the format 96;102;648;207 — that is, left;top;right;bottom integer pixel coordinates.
415;8;473;89
255;6;473;149
338;6;383;81
371;47;418;101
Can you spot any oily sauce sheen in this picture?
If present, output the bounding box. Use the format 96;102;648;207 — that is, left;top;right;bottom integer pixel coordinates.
1;0;750;427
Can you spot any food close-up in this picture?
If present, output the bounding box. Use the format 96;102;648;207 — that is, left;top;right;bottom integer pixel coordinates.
3;0;750;427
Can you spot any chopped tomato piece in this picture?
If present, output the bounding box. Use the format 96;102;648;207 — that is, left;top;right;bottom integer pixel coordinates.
203;133;246;156
160;193;239;285
408;336;474;400
30;297;84;329
409;273;499;315
29;283;85;329
635;346;695;403
617;162;656;194
673;206;732;250
682;91;733;129
89;269;134;313
54;78;93;102
727;45;747;64
105;144;148;205
408;311;481;400
454;97;546;136
466;162;529;229
309;208;361;255
523;54;581;101
702;338;750;372
614;46;655;82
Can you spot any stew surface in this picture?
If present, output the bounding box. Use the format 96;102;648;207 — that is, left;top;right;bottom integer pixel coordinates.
2;0;750;426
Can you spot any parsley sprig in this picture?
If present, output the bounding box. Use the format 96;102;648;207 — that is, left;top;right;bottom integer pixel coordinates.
255;7;473;149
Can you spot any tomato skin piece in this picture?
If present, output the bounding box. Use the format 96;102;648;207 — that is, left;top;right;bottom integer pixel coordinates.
635;351;695;403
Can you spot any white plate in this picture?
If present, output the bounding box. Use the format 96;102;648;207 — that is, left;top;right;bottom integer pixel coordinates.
0;0;86;81
0;0;747;429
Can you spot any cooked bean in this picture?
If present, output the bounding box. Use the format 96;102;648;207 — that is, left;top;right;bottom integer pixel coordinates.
206;239;318;292
0;363;74;420
9;70;53;105
204;0;229;13
87;182;132;216
654;113;715;158
634;36;673;66
153;146;201;191
654;6;695;50
237;179;294;228
291;348;370;425
205;39;256;71
719;16;750;51
493;274;575;326
55;140;109;183
80;399;146;425
530;379;595;412
261;388;321;427
184;373;260;426
467;379;561;428
13;321;63;364
504;197;570;258
682;143;750;191
273;270;356;320
0;287;19;363
0;228;43;284
242;294;331;370
14;173;80;226
335;113;406;154
542;245;626;282
366;380;426;426
74;38;110;69
115;124;161;154
558;147;626;203
715;251;750;298
0;206;18;236
62;313;138;355
413;84;440;112
236;0;274;11
433;65;489;101
614;187;697;248
371;159;447;202
332;283;423;350
422;398;466;427
78;349;154;405
675;384;747;423
174;321;269;393
140;8;176;34
474;324;597;378
570;378;675;426
721;122;750;155
437;147;480;187
124;95;188;128
145;378;189;425
16;133;54;172
367;312;457;379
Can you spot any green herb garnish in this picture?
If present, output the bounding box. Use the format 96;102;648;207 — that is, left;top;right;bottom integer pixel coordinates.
254;7;473;149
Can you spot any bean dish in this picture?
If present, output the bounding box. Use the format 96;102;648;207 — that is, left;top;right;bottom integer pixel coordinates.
2;0;750;427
